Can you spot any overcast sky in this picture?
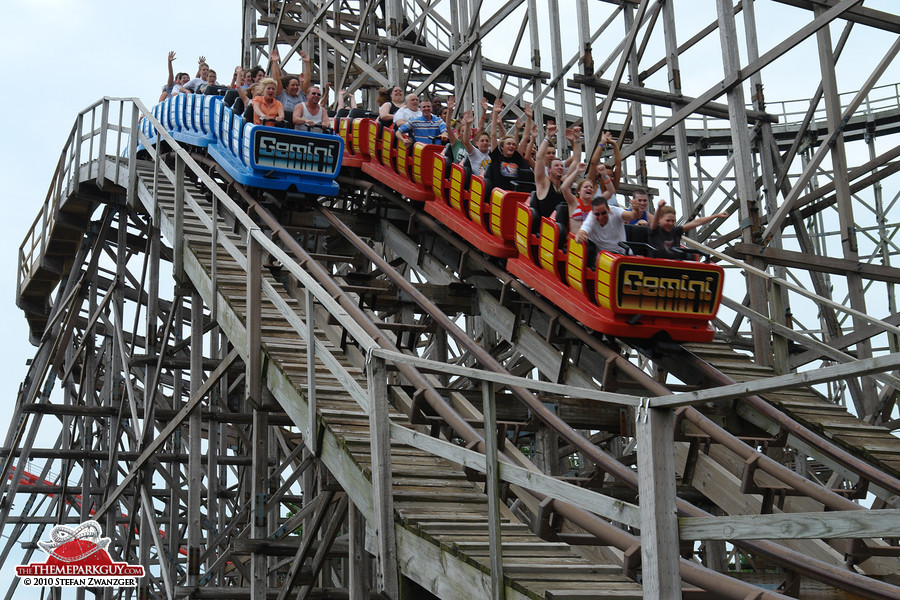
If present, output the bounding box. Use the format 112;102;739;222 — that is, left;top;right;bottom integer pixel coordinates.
1;1;899;597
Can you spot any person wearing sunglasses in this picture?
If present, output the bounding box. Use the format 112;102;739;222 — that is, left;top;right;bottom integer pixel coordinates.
574;165;641;265
293;86;330;130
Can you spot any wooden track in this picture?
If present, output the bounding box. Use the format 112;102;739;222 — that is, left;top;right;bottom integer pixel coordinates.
685;341;900;479
133;160;644;599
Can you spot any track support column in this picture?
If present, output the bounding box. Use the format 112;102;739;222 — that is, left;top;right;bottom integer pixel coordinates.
366;355;399;598
636;402;681;600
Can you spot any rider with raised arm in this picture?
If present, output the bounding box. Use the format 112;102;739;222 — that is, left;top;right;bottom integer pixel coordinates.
532;121;566;219
648;199;728;258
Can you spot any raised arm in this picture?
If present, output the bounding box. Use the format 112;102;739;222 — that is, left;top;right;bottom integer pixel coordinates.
461;111;476;152
562;161;585;191
320;82;331;107
235;70;250;105
338;88;357;109
167;51;176;88
270;47;284;96
608;132;622;190
565;126;582;169
683;209;729;232
649;199;664;231
523;122;538;168
596;164;616;200
299;51;312;95
534;121;556;192
446;98;459;146
490;100;502;151
586;130;608;186
478;97;490;135
561;162;586;214
517;103;532;155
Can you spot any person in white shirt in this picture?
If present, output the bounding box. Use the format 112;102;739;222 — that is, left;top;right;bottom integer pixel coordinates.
392;94;422;127
574;194;640;264
183;58;210;93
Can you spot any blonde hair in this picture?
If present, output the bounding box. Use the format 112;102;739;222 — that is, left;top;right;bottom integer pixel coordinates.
260;77;277;88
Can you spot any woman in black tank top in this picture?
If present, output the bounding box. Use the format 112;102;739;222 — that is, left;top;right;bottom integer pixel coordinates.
532;121;567;219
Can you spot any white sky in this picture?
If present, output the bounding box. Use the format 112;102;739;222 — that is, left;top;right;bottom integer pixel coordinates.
0;1;899;597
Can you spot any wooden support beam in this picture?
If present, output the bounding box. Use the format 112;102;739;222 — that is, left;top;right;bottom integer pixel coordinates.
348;502;370;600
791;313;900;368
636;405;681;599
306;287;318;456
728;243;900;284
275;490;337;600
773;0;900;33
571;74;777;124
94;349;240;530
653;351;900;408
482;381;506;600
366;356;399;598
680;508;900;541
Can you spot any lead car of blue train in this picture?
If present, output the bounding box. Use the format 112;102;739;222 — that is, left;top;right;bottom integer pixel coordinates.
138;93;343;196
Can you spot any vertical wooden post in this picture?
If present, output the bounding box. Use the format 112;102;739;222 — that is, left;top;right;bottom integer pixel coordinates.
384;0;403;86
575;0;593;145
716;0;772;366
525;0;543;126
247;228;267;600
660;0;694;212
211;192;219;319
188;291;204;586
366;355;399;598
348;501;371;600
173;156;185;285
813;3;879;417
770;280;790;375
97;99;110;189
72;113;83;196
482;381;506;600
306;287;318;455
127;104;139;208
247;229;262;402
636;402;681;600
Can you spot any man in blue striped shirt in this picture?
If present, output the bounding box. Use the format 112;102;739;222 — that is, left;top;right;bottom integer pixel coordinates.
395;100;448;148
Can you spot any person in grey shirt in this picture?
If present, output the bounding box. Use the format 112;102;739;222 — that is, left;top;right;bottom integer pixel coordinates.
270;47;311;115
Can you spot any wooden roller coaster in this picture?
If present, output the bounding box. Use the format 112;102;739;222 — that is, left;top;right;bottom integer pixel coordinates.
4;2;900;599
